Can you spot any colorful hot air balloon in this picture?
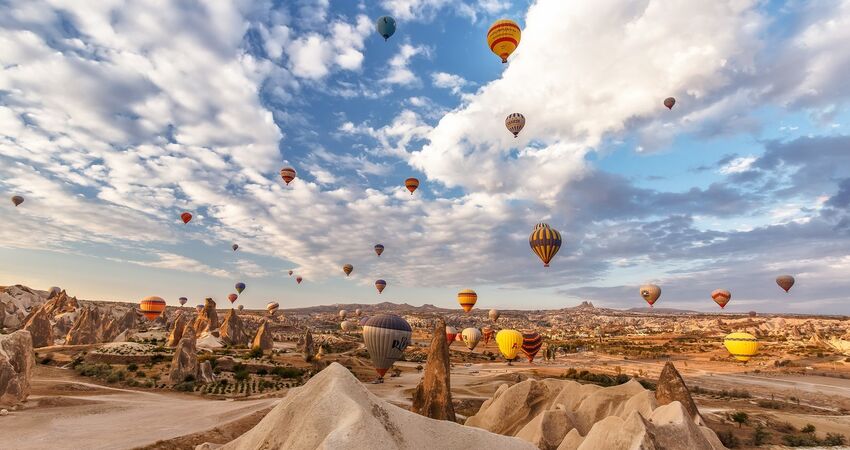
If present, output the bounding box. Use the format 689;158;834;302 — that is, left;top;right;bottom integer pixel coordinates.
178;297;188;306
296;276;303;284
488;309;500;322
445;326;458;346
341;321;356;332
723;332;759;362
355;308;362;317
343;264;354;277
711;289;731;309
237;304;244;311
482;326;494;346
139;296;166;321
529;225;561;267
664;97;676;110
288;270;294;276
266;302;279;315
461;328;482;351
363;314;411;378
776;275;795;293
521;331;543;362
496;329;523;361
339;309;348;320
376;16;396;41
232;244;239;251
534;222;549;230
375;279;387;294
359;316;370;326
235;282;246;294
505;113;525;138
227;293;238;304
487;19;521;63
279;167;297;185
180;212;193;224
405;177;419;195
11;195;24;207
374;244;384;256
195;304;204;313
639;284;661;307
457;289;477;312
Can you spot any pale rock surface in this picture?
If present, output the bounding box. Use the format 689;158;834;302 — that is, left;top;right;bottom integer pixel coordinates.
206;363;536;450
219;309;249;347
251;320;273;351
196;333;224;350
198;360;215;383
410;318;455;421
0;286;45;329
0;330;35;407
298;329;314;362
21;306;53;348
65;306;106;345
656;361;702;423
167;312;189;347
193;298;219;336
169;325;199;383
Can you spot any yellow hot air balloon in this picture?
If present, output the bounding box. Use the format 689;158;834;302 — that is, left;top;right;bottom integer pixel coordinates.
723;332;759;362
457;289;477;312
496;329;523;361
529;225;562;267
487;19;521;63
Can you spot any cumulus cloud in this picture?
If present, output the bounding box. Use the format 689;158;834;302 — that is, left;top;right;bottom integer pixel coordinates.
431;72;471;95
381;43;429;86
380;0;509;22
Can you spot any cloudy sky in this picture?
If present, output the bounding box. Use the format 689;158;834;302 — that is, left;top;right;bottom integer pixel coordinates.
2;0;849;314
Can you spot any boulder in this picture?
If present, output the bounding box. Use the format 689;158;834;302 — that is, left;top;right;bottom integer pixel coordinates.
0;330;35;407
0;285;46;329
21;306;53;348
516;408;574;450
198;360;215;383
169;325;199;384
251;320;274;351
219;309;249;347
65;306;106;345
656;361;702;423
193;298;219;336
410;318;456;421
167;312;189;347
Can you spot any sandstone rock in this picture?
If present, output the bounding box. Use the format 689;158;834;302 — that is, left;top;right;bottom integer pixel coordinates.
198;360;215;383
22;305;53;348
42;290;78;317
298;330;314;362
65;306;106;345
167;312;189;347
410;318;456;421
0;330;35;407
169;325;199;384
251;320;273;351
0;285;45;329
515;407;574;450
656;361;701;423
219;309;249;347
193;298;219;335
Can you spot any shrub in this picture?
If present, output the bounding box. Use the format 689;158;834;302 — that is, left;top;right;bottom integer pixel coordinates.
730;412;749;428
271;366;304;378
783;434;819;447
717;431;739;448
249;347;264;359
801;424;816;434
256;368;268;376
174;381;195;392
823;433;847;446
234;369;250;382
127;363;138;371
752;424;769;446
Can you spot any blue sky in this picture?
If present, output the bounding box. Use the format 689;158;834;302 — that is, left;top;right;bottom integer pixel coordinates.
2;0;850;314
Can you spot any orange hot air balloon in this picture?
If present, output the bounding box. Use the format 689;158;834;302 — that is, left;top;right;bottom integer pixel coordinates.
776;275;795;293
487;19;521;63
180;212;193;224
457;289;477;312
664;97;676;110
296;276;303;284
139;296;166;321
343;264;354;277
375;279;387;294
711;289;731;308
405;178;419;195
639;284;661;307
280;167;297;185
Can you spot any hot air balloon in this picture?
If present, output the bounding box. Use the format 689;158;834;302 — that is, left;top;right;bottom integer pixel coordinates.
288;270;294;276
375;279;387;294
343;264;354;277
227;293;238;304
374;244;384;256
489;309;500;322
487;19;521;63
238;304;244;311
363;314;411;378
235;282;246;294
139;296;166;321
266;302;279;315
664;97;676;110
711;289;731;309
529;225;562;267
296;276;303;284
776;275;795;293
341;321;356;332
445;326;458;346
376;16;396;41
405;177;419;195
505;113;525;138
534;222;549;230
521;331;543;363
178;297;188;306
339;309;348;320
457;289;477;312
359;316;370;326
180;212;193;224
461;328;482;351
195;304;204;313
496;329;523;361
723;332;759;362
639;284;661;307
355;308;362;317
232;244;239;251
482;326;494;346
280;167;297;185
11;195;24;207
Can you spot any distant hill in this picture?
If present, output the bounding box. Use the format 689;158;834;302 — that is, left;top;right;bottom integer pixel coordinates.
626;307;699;314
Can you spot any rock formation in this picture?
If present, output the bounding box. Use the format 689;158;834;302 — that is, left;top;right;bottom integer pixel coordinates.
169;325;199;383
22;305;54;348
193;298;219;336
0;330;35;407
466;377;723;450
0;285;46;329
655;361;701;423
219;308;249;347
251;320;273;351
198;360;215;383
207;363;536;450
65;306;107;345
298;329;314;362
42;290;78;316
410;318;455;421
167;312;189;347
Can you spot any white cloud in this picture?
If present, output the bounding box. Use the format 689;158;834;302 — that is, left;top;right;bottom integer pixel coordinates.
431;71;471;95
287;14;372;79
380;0;509;22
719;156;757;175
382;43;429;86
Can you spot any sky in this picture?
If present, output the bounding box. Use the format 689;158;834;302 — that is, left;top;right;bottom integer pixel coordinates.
1;0;850;314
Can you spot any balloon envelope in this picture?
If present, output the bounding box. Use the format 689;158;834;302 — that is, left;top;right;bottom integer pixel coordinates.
529;225;562;267
505;113;525;137
445;326;458;346
180;212;193;224
232;244;238;251
238;304;244;311
375;279;387;294
639;284;661;307
376;16;396;40
11;195;24;207
711;289;731;308
227;293;238;303
522;331;543;362
776;275;795;292
266;302;279;314
343;264;354;276
723;332;759;362
355;308;362;317
178;297;188;306
288;270;293;276
341;321;356;332
461;328;482;351
482;327;494;346
405;177;419;195
374;244;384;256
235;282;246;294
339;309;347;320
664;97;676;109
139;296;166;321
496;329;523;360
487;19;521;63
296;276;303;284
195;304;204;313
279;167;297;185
489;309;500;322
457;289;477;312
363;314;411;377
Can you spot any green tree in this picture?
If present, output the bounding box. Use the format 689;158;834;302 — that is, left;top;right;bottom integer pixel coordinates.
731;411;749;428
